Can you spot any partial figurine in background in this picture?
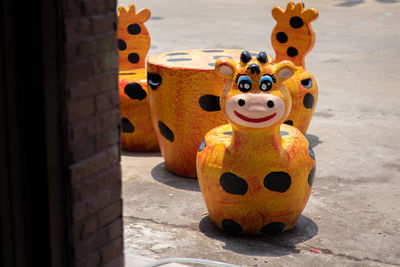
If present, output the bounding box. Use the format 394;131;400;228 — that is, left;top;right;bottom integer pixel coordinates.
118;4;159;151
271;2;319;134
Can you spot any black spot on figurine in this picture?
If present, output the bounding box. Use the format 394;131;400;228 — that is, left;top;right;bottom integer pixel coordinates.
284;120;293;126
124;82;147;100
281;130;289;136
301;78;313;89
256;52;268;64
222;219;243;234
220;172;248;195
263;171;291;193
199;95;221;112
167;52;189;56
303;93;314;109
240;50;252;64
308;166;316;187
261;222;285;235
199;140;206;152
147;73;162;90
118;39;127;50
308;145;315;160
202;49;225;53
287;47;299;57
276;32;288;43
223;131;232;136
121;118;135;133
128;53;140;63
127;23;141;35
166;58;192;62
158;121;174;142
290;16;304;28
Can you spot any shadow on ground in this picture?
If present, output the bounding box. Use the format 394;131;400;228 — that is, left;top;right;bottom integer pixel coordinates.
199;215;318;257
151;162;200;192
306;134;322;149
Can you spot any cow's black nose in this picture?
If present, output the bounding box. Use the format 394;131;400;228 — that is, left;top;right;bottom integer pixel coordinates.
247;63;260;75
238;99;245;106
267;100;274;108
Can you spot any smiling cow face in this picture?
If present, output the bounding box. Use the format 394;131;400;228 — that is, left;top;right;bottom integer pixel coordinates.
215;51;295;130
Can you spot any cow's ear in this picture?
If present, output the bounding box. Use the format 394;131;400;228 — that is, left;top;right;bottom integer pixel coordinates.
215;57;237;80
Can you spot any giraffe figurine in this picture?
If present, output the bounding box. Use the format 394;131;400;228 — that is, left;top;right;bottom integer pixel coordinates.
196;51;316;235
117;4;159;151
270;2;319;134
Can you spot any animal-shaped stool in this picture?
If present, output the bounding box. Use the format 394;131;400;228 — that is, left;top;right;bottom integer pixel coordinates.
271;2;319;134
118;4;159;151
196;51;316;234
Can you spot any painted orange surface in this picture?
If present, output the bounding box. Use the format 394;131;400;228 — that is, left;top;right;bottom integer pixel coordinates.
196;54;316;235
119;69;159;151
147;49;270;177
117;4;158;151
271;2;319;134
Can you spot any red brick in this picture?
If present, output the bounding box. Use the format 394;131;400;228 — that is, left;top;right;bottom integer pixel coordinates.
99;236;123;263
96;128;120;154
69;137;96;163
70;146;119;184
75;252;101;267
98;199;122;227
68;108;120;145
92;13;117;34
95;90;119;113
72;163;121;202
101;254;124;267
67;97;95;123
73;218;122;260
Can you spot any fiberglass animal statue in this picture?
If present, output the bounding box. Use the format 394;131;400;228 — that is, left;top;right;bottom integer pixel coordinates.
196;51;316;235
271;1;319;134
118;4;159;151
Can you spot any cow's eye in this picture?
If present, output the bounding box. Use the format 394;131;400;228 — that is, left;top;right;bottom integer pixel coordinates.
237;76;252;92
259;75;273;92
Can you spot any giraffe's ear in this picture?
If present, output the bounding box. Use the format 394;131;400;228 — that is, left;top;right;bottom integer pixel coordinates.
271;6;284;21
302;8;319;23
215;57;236;80
137;8;151;22
275;60;295;82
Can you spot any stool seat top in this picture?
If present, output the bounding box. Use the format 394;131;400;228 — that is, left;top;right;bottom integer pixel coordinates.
147;49;269;70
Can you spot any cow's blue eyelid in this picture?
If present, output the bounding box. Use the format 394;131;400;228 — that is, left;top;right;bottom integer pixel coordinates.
238;76;251;83
259;75;273;91
237;76;252;92
260;76;273;84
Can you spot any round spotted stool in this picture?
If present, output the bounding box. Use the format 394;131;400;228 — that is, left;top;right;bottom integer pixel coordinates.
147;49;266;177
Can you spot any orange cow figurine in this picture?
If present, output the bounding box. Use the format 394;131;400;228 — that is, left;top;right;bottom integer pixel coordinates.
271;2;319;134
196;51;316;235
117;4;159;151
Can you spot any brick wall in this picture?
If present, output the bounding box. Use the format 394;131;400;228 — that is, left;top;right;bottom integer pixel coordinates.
61;0;123;266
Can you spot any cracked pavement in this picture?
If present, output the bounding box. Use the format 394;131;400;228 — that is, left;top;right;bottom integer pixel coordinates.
118;0;400;266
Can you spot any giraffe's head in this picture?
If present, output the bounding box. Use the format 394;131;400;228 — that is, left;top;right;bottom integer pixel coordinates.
215;51;295;130
271;2;319;67
117;4;151;70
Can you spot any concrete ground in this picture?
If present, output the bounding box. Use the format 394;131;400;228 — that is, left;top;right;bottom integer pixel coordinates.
118;0;400;266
